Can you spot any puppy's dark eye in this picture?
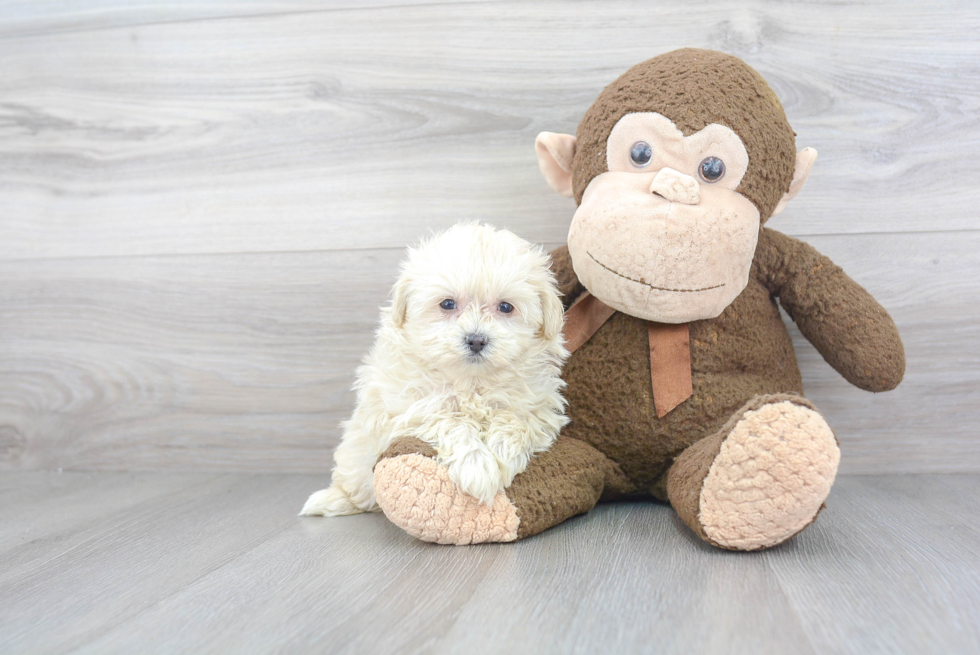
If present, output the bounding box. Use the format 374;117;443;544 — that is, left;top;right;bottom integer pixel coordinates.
698;156;726;183
440;299;456;311
498;302;513;314
630;141;653;168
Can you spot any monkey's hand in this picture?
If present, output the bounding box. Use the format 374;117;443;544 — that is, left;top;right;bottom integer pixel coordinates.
755;228;905;392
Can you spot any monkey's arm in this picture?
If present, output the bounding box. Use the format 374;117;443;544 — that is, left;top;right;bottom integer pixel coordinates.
549;245;587;310
753;228;905;392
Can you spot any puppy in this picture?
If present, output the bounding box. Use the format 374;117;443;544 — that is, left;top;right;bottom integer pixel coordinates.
301;223;569;516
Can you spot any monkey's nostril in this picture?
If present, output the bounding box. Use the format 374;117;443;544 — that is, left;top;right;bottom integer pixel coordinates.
465;333;489;354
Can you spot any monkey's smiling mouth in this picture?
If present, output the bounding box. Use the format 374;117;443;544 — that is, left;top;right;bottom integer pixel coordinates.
587;252;725;293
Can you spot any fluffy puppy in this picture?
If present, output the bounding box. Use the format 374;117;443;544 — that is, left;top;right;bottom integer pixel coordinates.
301;223;569;517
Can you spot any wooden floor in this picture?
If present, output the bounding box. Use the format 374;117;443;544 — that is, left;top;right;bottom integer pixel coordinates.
2;471;977;654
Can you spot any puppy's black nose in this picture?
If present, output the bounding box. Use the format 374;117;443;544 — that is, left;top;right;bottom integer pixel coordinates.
465;334;489;354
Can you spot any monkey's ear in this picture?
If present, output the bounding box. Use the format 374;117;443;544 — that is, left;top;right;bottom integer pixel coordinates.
771;147;818;217
535;132;577;198
390;275;410;328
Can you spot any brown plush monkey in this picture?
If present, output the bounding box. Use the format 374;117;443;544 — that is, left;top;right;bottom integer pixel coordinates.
372;49;905;550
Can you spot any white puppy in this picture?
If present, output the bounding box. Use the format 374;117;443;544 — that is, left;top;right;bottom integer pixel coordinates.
301;223;569;516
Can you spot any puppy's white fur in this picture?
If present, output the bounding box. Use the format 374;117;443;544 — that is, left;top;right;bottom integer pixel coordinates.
301;223;569;516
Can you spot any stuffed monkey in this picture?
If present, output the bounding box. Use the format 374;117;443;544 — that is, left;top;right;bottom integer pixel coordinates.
371;49;905;550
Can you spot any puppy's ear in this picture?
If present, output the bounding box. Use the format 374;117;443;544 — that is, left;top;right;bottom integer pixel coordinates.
537;277;565;342
390;275;410;328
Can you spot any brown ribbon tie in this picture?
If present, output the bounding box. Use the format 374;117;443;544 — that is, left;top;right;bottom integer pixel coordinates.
563;292;617;353
563;291;693;418
646;322;693;418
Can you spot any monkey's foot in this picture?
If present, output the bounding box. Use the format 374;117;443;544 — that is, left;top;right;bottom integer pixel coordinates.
373;439;520;545
668;395;840;551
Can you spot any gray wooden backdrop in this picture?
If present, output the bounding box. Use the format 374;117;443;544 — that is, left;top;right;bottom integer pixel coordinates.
1;0;978;475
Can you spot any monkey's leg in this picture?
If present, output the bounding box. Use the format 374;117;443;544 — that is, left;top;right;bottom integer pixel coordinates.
666;394;840;551
373;436;614;545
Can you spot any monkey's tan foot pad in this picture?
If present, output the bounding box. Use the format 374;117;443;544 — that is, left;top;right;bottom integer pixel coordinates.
374;454;520;545
699;400;840;551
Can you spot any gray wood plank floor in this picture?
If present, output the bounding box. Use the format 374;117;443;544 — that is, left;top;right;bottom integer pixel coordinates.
2;471;977;654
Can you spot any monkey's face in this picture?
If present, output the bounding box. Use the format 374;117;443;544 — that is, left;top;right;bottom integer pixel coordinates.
566;112;760;324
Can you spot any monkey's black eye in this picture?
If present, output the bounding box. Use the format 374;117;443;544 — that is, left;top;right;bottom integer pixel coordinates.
629;141;653;168
698;156;726;183
498;302;514;314
440;299;456;311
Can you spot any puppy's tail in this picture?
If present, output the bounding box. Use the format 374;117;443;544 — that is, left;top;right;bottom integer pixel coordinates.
299;486;362;517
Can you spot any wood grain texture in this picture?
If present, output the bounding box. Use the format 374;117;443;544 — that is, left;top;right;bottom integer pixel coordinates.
0;0;499;38
1;231;977;474
0;471;210;581
0;472;308;652
0;248;403;472
765;475;980;653
1;471;977;653
0;0;977;476
0;1;978;261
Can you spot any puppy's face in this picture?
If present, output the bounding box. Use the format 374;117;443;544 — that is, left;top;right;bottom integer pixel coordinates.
389;224;564;378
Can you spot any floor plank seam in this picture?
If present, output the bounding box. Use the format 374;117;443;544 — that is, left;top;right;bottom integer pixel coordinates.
0;474;225;588
71;513;302;651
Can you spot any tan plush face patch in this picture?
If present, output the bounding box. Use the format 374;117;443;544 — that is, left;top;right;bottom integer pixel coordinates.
567;112;761;323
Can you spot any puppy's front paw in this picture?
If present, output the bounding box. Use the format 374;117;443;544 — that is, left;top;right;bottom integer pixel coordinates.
484;413;557;488
485;432;533;490
446;447;504;506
